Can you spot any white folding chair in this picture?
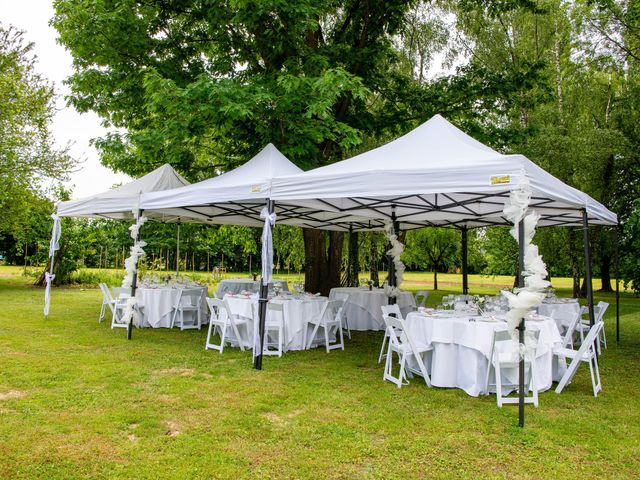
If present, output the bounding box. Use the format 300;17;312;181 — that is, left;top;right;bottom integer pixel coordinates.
99;283;116;323
170;288;204;330
415;290;429;308
204;297;250;353
332;292;351;340
381;314;432;388
560;309;583;350
484;329;540;407
252;302;285;357
595;301;609;350
554;321;604;397
378;304;403;363
305;299;345;352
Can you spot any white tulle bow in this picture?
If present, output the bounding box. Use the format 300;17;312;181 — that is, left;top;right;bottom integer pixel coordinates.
260;207;277;286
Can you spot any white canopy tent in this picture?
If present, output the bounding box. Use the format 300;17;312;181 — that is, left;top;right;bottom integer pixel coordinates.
266;114;617;426
45;164;190;319
140;143;387;230
56;163;189;220
270;114;617;229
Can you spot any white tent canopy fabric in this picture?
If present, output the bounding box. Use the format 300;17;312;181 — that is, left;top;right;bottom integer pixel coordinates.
140;143;384;230
269;115;617;228
57;163;189;219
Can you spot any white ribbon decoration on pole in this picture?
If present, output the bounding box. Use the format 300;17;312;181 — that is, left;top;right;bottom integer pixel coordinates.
383;223;405;298
119;215;148;326
501;177;551;356
260;206;277;286
44;214;61;317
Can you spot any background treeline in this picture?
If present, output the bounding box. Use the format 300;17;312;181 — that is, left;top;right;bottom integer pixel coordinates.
1;1;639;294
0;213;618;294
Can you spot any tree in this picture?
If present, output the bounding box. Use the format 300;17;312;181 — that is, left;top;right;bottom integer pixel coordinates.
53;0;501;295
0;24;74;237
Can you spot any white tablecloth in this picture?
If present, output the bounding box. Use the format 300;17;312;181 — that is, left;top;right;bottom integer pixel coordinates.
136;286;208;328
223;294;328;350
329;287;416;331
215;279;289;299
404;312;563;396
538;300;580;330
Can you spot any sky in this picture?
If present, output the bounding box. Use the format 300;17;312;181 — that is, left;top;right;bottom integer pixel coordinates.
2;0;131;198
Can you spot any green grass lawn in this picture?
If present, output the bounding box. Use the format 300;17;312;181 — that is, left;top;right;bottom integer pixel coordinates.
1;265;639;479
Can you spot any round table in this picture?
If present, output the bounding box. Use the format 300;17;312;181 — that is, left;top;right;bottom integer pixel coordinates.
215;279;289;299
403;312;563;397
538;300;580;330
223;293;328;351
136;285;208;328
329;287;416;331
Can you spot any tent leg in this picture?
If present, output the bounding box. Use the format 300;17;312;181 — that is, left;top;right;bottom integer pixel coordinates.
254;199;275;370
128;209;144;340
176;223;181;277
388;208;400;305
461;226;468;295
517;219;525;428
582;210;595;327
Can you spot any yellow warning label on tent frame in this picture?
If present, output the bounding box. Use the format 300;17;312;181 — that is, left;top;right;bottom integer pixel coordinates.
490;175;511;185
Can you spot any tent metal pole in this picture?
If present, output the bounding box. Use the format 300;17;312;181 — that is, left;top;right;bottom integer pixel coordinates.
615;221;620;343
517;219;525;428
388;208;398;305
582;210;595;327
461;226;469;295
254;199;275;370
127;209;144;340
175;223;181;277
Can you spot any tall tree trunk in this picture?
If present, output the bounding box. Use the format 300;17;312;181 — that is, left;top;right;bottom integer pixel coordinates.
370;238;379;287
327;231;344;294
303;228;326;294
433;269;438;290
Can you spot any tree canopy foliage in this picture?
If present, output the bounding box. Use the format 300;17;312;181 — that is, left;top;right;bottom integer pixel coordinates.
0;24;74;237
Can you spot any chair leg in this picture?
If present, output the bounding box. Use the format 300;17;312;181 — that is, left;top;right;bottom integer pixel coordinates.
307;322;320;350
398;354;407;388
99;303;106;322
378;332;388;363
205;320;215;350
324;325;330;353
495;362;503;407
601;325;607;349
338;321;344;350
530;362;539;407
219;324;227;354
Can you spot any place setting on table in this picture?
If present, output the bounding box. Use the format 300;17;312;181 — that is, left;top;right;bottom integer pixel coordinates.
400;294;564;397
132;274;208;328
215;277;289;299
219;281;330;352
329;281;416;331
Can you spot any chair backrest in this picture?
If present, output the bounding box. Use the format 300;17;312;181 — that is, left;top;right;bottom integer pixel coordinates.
318;299;344;325
206;297;223;321
382;314;424;360
596;301;609;322
381;304;403;320
99;283;113;303
415;290;428;307
267;302;285;325
562;309;583;348
179;288;203;307
112;287;130;300
488;328;540;363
